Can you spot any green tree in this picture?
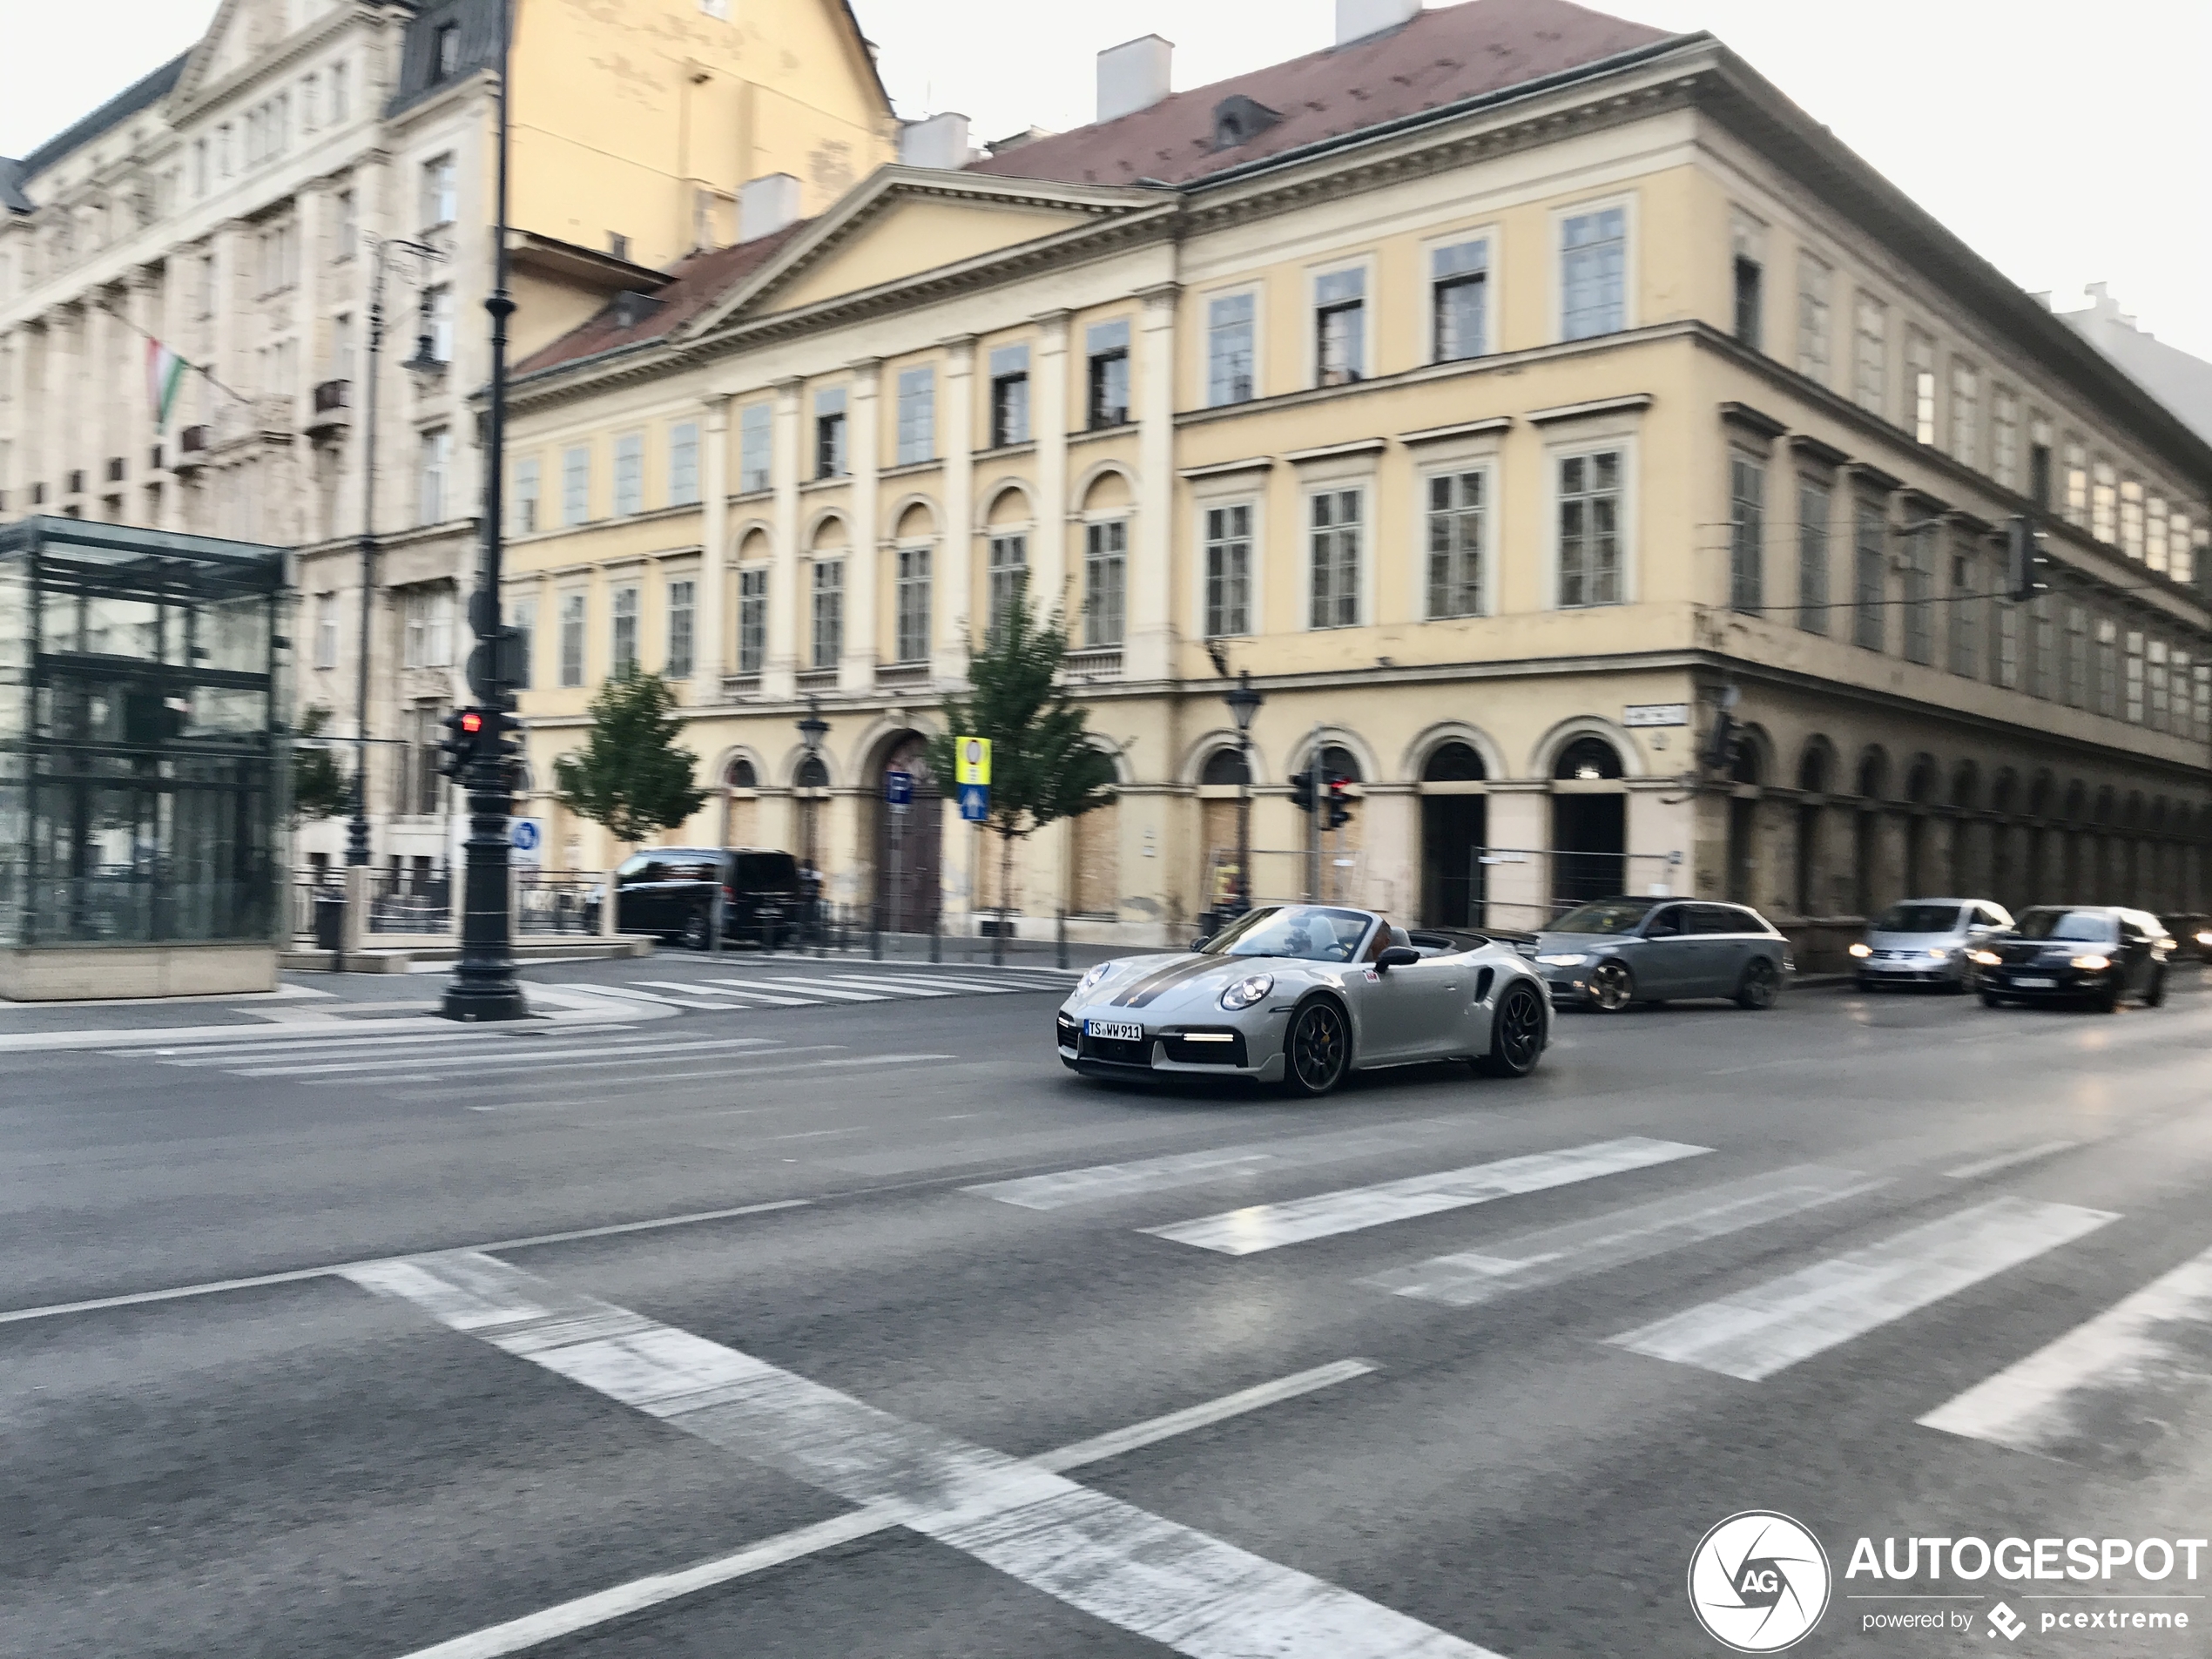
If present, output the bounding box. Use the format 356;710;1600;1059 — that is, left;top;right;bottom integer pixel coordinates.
290;705;351;825
929;599;1116;945
554;670;709;850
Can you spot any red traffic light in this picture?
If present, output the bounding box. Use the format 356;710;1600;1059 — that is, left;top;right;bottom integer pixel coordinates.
459;711;485;734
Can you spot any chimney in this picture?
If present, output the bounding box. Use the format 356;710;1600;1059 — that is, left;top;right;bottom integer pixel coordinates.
738;173;801;243
1335;0;1420;45
899;111;972;170
1097;35;1172;125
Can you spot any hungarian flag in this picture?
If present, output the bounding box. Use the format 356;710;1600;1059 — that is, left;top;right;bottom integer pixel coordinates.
145;341;189;432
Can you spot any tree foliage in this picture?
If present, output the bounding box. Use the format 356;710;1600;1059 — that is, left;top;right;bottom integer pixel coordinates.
554;671;709;848
290;705;351;825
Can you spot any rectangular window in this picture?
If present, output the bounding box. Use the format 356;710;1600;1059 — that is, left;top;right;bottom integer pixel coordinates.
1085;319;1130;428
2094;616;2119;716
1731;218;1763;350
1852;497;1887;652
1901;525;1934;664
334;189;356;260
2119;478;2144;559
810;561;844;669
1949;361;1979;465
1991;388;2020;493
421;153;456;228
314;593;339;669
1309;488;1364;627
561;445;589;524
505;597;535;691
403;591;426;670
1083;520;1128;648
418;427;450;524
2148;637;2169;732
988;344;1029;447
559;592;585;686
668;421;699;506
894;367;934;464
1206;293;1256;406
2196;662;2211;745
894;547;932;663
1728;451;1764;614
1556;452;1622;609
2063;439;2088;527
1948;546;1979;678
1426;469;1486;618
2121;627;2144;724
813;388;846;479
1995;594;2020;690
330;58;348;123
737;569;768;673
664;579;695;678
1907;329;1936;443
428;589;454;670
610;585;639;677
987;534;1027;645
2028;594;2054;699
1314;267;1366;385
2172;513;2196;586
514;456;539;534
2091;459;2117;543
738;403;772;493
2029;417;2053;508
1203;504;1251;638
1795;476;1831;635
2146;494;2169;573
1560;206;1627;340
613;432;644;516
2060;605;2086;708
1431;239;1487;362
1796;254;1831;383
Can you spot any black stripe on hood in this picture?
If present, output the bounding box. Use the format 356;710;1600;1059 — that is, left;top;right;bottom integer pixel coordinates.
1109;954;1234;1008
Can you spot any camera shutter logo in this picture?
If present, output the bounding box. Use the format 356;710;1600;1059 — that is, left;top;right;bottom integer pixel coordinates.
1687;1511;1831;1652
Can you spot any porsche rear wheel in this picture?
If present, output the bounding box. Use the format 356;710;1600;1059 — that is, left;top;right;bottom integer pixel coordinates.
1282;998;1351;1097
1476;981;1547;1078
1586;959;1634;1012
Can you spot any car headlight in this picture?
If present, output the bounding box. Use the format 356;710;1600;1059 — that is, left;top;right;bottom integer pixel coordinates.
1925;948;1951;960
1968;949;2002;967
1534;953;1588;967
1076;962;1112;995
1849;942;1872;958
1218;973;1274;1010
2197;929;2212;948
2070;954;2112;971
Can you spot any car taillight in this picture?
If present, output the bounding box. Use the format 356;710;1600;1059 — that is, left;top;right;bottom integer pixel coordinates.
723;887;735;900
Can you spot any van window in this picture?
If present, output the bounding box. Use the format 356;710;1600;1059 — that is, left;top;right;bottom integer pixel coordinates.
733;851;799;891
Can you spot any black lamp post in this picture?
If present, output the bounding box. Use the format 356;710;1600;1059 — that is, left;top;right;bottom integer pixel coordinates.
440;0;527;1021
797;697;829;941
1225;670;1263;915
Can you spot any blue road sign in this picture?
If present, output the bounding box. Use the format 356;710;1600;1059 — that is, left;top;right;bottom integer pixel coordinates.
958;783;990;823
510;819;542;853
884;768;914;806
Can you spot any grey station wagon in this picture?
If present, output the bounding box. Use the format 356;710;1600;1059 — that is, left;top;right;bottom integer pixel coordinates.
1531;896;1792;1012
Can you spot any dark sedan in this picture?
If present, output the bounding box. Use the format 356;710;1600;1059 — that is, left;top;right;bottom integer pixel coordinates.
1972;906;2172;1011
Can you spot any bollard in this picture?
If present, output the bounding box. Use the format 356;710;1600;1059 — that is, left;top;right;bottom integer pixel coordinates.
930;905;941;964
1057;908;1069;971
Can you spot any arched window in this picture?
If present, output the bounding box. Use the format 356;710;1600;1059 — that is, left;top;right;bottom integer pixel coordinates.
1421;741;1486;782
795;755;829;789
1553;736;1622;780
725;756;758;790
1314;743;1362;783
1730;743;1762;786
1200;747;1250;786
1797;743;1831;794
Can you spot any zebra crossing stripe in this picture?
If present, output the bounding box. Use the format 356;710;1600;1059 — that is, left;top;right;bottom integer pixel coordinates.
1918;1242;2212;1466
1608;1196;2116;1381
230;1035;783;1079
795;974;955;996
834;973;1020;994
690;980;819;1006
1144;1137;1710;1256
967;1123;1454;1211
744;978;894;1001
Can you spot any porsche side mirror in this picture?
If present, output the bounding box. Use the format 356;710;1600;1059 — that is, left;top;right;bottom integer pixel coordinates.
1376;946;1420;970
1190;935;1213;952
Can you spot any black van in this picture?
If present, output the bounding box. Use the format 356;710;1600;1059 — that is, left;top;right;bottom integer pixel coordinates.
586;846;802;948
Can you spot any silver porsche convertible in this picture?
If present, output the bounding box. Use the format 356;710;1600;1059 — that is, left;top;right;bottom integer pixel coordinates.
1055;904;1551;1096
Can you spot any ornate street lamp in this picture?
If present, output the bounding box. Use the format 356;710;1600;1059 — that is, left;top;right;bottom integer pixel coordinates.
797;696;829;940
1224;670;1263;916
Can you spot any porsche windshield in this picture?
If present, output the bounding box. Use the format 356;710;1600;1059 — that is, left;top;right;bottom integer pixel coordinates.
1548;899;1654;935
1201;906;1372;962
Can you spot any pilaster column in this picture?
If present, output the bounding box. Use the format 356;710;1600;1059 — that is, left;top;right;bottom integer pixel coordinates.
1033;311;1070;609
934;336;974;683
765;378;802;699
1128;283;1179;681
1482;781;1549;930
156;261;187;530
840;358;880;692
698;392;732;695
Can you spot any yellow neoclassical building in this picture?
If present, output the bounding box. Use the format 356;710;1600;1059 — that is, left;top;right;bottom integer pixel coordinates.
496;0;2212;947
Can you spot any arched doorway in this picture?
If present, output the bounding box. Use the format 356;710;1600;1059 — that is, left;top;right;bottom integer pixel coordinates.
1419;740;1487;927
1198;745;1251;913
1793;743;1831;916
1550;735;1625;911
1726;742;1762;905
873;732;941;933
720;755;760;847
1313;742;1363;905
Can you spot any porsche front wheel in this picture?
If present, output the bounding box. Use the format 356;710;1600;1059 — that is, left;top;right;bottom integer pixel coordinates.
1476;981;1547;1078
1282;999;1351;1097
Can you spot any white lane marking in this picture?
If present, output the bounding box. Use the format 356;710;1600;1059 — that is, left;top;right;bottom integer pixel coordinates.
1919;1243;2212;1463
1145;1137;1710;1256
148;1030;664;1064
228;1035;785;1078
1608;1197;2117;1381
0;1198;808;1328
1943;1140;2081;1180
385;1359;1379;1659
4;1008;644;1055
354;1253;1490;1659
692;980;819;1006
966;1123;1453;1211
1361;1166;1887;1307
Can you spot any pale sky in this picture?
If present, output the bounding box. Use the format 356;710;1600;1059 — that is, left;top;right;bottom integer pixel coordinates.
3;0;2207;357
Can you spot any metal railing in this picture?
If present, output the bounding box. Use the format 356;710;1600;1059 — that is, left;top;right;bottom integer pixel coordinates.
365;869;450;934
515;869;597;935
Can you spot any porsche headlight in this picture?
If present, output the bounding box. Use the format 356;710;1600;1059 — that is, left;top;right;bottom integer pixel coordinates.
1534;953;1588;967
1219;973;1274;1010
1075;961;1112;995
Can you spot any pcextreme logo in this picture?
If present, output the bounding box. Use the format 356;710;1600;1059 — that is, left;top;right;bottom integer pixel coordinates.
1688;1511;1831;1652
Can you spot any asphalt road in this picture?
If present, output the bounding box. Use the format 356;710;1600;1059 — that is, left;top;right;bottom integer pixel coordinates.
4;957;2211;1658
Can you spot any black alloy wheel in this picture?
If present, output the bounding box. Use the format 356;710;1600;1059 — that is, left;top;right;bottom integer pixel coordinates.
1586;958;1635;1012
1734;956;1781;1010
681;911;711;951
1476;981;1547;1078
1283;998;1351;1097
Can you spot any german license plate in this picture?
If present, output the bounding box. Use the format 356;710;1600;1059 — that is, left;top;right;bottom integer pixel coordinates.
1085;1019;1143;1042
2013;976;2055;989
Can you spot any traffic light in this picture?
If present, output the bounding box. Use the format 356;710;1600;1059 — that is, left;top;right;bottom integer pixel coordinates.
1288;769;1315;813
2005;514;2047;603
1324;772;1354;830
438;707;487;781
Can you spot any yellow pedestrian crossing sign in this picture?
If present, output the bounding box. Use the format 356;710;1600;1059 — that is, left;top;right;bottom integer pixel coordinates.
956;737;992;786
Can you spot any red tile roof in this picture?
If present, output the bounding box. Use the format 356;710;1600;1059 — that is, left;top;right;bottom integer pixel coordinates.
968;0;1674;188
